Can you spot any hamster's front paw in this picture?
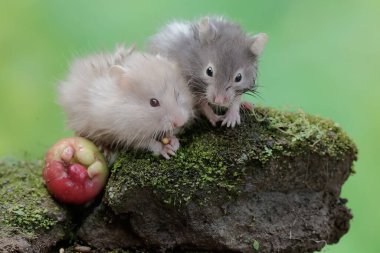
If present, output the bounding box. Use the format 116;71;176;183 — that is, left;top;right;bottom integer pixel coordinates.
200;102;222;126
159;136;180;159
169;136;180;152
149;140;177;160
208;113;223;127
222;107;241;128
161;144;177;160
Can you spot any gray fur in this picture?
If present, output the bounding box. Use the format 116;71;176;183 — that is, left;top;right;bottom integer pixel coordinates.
149;16;267;107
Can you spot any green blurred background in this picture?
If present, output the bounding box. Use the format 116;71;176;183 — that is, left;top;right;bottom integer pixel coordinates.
0;0;378;252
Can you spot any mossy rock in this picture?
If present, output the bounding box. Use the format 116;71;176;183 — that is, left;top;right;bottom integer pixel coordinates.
107;107;356;208
0;107;357;252
0;159;71;253
77;107;356;252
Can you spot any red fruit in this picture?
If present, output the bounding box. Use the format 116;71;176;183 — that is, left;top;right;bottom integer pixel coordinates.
43;137;108;204
67;164;88;184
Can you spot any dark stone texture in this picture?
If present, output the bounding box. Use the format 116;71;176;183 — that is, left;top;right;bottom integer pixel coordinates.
78;108;357;252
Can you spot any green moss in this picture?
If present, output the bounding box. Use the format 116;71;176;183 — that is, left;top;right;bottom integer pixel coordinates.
108;134;242;207
254;107;357;158
252;239;260;251
0;159;61;235
107;107;357;208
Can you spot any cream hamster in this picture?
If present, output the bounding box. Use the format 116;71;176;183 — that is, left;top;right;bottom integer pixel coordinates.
149;16;268;127
58;45;194;159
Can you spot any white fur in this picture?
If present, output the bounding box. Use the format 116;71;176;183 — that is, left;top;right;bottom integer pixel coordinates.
58;46;194;157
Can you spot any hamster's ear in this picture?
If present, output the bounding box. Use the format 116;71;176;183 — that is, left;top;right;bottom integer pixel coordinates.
198;17;217;44
114;44;135;63
125;44;135;55
249;33;268;56
110;65;132;89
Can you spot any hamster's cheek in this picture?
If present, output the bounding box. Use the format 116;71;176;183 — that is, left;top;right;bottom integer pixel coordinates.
180;108;191;123
205;85;215;102
202;75;213;86
156;113;170;128
226;89;235;101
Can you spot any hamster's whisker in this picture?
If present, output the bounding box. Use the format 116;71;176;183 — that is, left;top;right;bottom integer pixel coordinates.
152;129;162;141
136;131;152;149
244;90;263;101
130;128;147;147
254;83;264;89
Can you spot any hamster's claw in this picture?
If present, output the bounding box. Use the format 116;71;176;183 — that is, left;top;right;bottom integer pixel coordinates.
160;150;171;160
222;108;241;128
165;146;176;156
150;139;179;159
160;144;176;159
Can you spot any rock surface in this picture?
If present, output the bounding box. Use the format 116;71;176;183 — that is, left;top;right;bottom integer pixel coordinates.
0;160;72;253
78;107;357;252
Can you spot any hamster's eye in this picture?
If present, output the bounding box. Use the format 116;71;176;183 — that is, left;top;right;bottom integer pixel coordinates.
235;73;242;82
206;67;213;77
150;98;160;107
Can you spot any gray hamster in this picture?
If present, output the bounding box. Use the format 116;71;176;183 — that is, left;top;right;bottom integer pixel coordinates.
149;16;268;127
58;45;194;159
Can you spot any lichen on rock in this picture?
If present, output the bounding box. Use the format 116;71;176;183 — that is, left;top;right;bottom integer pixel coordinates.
0;159;70;252
255;107;357;158
0;160;57;233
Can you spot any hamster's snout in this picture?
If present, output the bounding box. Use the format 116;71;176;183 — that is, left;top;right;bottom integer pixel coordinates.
164;103;191;131
207;85;232;107
212;95;229;105
171;120;179;128
170;117;185;129
210;93;231;107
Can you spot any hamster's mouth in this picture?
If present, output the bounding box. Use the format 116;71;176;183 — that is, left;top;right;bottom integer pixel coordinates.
208;102;230;110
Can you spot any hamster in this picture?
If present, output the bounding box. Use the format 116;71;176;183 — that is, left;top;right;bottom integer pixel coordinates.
58;45;194;160
149;16;268;127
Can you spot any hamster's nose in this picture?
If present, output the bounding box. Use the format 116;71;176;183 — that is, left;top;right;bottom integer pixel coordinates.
171;118;184;129
214;95;224;105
